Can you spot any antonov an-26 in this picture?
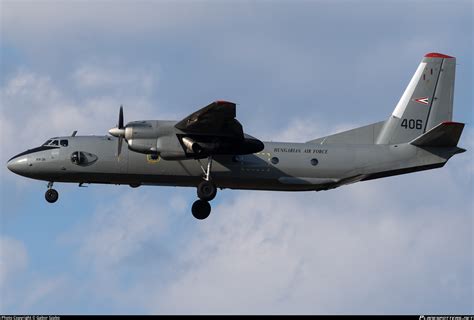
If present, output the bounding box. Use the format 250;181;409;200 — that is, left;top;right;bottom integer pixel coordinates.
7;53;466;219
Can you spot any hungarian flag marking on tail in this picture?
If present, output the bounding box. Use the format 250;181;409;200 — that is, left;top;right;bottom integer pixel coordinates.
414;97;429;105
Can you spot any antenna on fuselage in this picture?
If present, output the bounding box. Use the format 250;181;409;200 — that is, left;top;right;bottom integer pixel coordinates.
71;130;78;137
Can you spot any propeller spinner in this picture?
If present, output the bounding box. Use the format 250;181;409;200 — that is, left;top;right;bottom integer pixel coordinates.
108;105;126;157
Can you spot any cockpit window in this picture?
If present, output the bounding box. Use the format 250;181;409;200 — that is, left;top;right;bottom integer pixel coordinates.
42;139;68;147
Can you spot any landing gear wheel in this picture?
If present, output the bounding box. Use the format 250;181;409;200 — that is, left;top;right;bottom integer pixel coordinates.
197;181;217;201
191;200;211;220
45;189;59;203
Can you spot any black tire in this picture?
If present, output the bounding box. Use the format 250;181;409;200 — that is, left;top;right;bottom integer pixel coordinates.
191;200;211;220
197;181;217;201
45;189;59;203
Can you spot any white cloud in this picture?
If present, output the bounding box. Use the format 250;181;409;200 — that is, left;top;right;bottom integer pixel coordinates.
19;276;68;312
0;236;71;313
74;192;171;269
72;64;155;93
0;236;28;289
149;181;471;314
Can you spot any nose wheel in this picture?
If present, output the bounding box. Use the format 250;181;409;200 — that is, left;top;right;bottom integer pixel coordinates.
45;182;59;203
192;156;217;220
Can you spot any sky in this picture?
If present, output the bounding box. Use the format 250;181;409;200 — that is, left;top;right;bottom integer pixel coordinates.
0;0;473;315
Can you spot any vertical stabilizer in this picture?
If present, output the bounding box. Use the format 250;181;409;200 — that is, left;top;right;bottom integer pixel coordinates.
376;53;456;144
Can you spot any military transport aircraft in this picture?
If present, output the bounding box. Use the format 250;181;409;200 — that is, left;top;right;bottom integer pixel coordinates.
7;53;466;220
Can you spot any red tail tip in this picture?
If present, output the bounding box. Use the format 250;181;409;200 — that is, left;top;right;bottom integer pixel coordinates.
442;121;463;125
215;100;234;105
424;52;454;58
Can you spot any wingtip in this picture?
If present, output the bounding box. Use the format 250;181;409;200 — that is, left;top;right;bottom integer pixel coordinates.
424;52;455;59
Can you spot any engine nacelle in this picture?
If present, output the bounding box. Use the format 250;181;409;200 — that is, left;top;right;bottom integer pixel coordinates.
128;138;157;154
124;120;181;156
156;135;187;160
123;120;157;154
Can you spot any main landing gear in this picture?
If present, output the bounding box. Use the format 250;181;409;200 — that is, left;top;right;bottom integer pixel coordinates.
45;181;59;203
191;199;212;220
192;156;217;220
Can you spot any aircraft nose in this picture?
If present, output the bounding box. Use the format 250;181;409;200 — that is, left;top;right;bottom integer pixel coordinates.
7;156;29;175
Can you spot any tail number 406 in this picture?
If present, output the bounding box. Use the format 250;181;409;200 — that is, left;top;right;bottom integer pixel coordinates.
401;119;423;129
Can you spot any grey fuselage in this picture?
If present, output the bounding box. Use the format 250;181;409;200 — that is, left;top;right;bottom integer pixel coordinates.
7;134;458;192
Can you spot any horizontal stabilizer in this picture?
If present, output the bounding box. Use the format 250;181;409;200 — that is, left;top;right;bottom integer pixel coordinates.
410;122;464;147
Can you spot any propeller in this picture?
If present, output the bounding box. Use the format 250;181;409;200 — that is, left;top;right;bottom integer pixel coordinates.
108;105;126;157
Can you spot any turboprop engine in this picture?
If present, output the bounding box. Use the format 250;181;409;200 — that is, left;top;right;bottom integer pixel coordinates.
108;106;187;159
108;106;264;160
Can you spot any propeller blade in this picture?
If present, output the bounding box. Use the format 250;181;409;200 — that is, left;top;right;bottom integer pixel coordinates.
118;105;124;129
117;136;123;157
108;105;126;159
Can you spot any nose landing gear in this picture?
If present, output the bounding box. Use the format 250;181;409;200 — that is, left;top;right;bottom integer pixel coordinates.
192;156;217;220
45;182;59;203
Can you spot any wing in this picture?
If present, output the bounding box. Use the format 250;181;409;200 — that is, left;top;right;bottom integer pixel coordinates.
175;100;243;138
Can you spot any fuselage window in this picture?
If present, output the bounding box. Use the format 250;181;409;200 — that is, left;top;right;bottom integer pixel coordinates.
71;151;84;164
311;158;319;166
50;140;59;146
60;140;69;147
43;140;52;146
270;157;279;165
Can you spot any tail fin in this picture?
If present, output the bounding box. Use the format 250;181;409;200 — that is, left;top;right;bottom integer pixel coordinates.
376;53;456;144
